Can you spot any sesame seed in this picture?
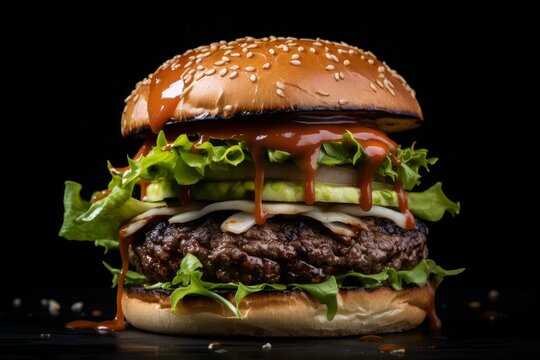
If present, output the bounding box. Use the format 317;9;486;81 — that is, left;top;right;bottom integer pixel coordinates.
348;49;357;55
325;65;335;71
230;65;240;70
197;51;211;58
325;53;333;60
132;94;140;102
338;99;348;105
316;90;330;96
229;71;239;79
384;78;396;94
195;72;204;80
279;45;290;52
214;60;225;66
219;68;228;76
343;59;351;66
410;89;416;98
276;81;285;89
339;72;345;79
262;37;269;41
289;60;301;66
310;47;316;54
291;54;300;60
325;46;330;52
338;49;347;54
378;66;385;73
195;58;202;64
224;105;233;111
184;61;193;68
250;74;257;82
334;72;340;81
368;59;374;64
171;63;180;71
330;54;339;62
230;53;241;57
246;52;253;58
276;88;285;97
242;48;248;53
376;80;384;88
313;41;322;46
224;50;232;55
183;74;192;83
269;49;276;55
287;42;297;46
247;44;258;49
360;55;366;60
245;66;255;72
188;69;196;75
240;43;248;48
287;36;298;40
197;65;204;70
370;83;378;91
205;68;216;76
298;46;305;52
262;62;271;69
378;73;385;78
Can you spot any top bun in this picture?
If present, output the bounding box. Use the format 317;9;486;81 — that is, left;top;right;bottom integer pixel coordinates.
122;36;422;137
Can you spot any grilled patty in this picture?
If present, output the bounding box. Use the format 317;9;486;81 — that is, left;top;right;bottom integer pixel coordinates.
130;214;429;285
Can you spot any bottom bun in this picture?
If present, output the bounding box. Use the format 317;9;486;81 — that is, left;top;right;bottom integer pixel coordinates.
123;286;431;337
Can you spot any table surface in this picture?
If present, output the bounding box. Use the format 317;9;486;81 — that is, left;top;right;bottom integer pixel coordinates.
1;287;539;359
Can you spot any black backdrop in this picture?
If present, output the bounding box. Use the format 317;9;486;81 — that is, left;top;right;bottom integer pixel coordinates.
3;13;531;300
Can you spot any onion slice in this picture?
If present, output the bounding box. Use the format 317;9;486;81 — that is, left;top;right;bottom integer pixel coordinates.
328;205;407;229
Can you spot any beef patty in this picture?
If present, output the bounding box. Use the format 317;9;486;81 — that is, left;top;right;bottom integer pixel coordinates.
129;214;429;285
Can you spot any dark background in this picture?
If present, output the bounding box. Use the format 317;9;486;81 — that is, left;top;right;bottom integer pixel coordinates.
2;13;532;309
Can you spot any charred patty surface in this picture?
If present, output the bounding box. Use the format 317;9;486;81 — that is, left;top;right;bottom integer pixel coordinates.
130;214;428;285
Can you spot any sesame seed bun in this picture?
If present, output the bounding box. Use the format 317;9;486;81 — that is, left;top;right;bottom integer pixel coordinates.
121;36;422;137
122;286;431;337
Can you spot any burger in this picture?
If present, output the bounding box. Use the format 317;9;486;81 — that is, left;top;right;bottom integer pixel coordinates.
60;36;462;336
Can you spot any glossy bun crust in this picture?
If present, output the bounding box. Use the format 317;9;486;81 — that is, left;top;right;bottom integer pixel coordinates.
122;286;431;337
121;36;422;137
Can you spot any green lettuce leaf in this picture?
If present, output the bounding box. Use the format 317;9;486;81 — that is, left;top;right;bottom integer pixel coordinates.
408;182;460;221
59;181;165;250
149;254;463;321
292;276;338;321
102;261;148;288
114;131;436;192
336;259;465;290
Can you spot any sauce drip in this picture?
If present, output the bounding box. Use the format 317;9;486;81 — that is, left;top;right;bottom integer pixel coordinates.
394;181;416;230
180;185;192;205
66;226;132;331
91;189;112;203
425;280;442;334
166;118;401;225
148;66;185;134
110;138;155;174
139;179;150;201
